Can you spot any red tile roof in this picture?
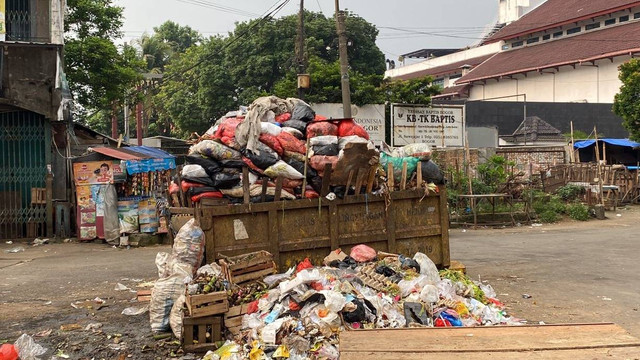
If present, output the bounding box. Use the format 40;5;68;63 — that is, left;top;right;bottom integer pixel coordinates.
458;21;640;84
484;0;640;43
432;84;470;99
392;54;495;81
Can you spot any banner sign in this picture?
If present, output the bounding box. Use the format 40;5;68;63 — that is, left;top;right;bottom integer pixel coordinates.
391;104;465;147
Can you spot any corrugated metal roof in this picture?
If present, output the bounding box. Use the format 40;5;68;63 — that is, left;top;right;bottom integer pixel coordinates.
90;147;147;160
127;146;176;159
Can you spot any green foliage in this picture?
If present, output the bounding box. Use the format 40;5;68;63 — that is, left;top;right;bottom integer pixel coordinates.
613;58;640;141
556;184;584;202
564;130;590;141
567;203;590;221
381;76;441;105
476;156;515;193
538;210;559;223
533;195;566;215
65;0;144;116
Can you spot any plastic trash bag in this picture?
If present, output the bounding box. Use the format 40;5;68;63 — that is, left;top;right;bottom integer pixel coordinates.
260;122;282;136
312;144;338;156
338;135;371;149
281;127;304;139
398;143;432;160
321;290;347;312
242;157;264;174
122;305;149;316
150;273;186;332
310;135;338;146
419;284;439;303
13;334;46;360
398;275;431;297
264;160;305;180
170;294;186;339
291;102;315;122
282;120;307;134
350;244;377;262
421;160;445;185
277;131;306;154
275;113;292;124
259;133;284;155
186;155;221;176
214;117;243;139
285;158;317;179
310;155;338;172
338;119;369;139
414;252;440;284
219;159;246;168
155;252;171;278
190;140;242;161
172;219;205;271
212;172;241;189
380;153;420;183
244;142;280;170
404;302;430;325
182;164;208;178
306;122;338;137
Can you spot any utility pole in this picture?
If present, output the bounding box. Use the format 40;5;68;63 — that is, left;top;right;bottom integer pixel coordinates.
297;0;305;99
335;0;352;118
111;103;118;139
136;85;143;146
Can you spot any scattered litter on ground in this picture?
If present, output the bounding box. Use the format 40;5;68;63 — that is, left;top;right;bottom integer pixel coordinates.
114;283;131;291
122;305;149;316
4;247;25;253
32;238;49;246
5;241;12;244
14;333;47;360
84;322;103;331
33;329;52;338
522;294;532;299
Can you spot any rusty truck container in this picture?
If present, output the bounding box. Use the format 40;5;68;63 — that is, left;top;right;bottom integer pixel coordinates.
172;187;449;269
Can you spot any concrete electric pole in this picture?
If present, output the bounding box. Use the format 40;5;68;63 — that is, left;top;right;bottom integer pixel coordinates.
335;0;352;118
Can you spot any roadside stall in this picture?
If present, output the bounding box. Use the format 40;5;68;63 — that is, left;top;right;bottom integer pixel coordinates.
72;146;176;243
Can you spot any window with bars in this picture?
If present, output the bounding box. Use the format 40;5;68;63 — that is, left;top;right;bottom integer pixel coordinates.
6;0;31;41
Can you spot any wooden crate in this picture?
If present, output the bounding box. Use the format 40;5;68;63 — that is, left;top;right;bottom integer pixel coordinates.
186;291;229;318
219;250;277;285
182;315;223;353
224;303;251;335
136;289;151;302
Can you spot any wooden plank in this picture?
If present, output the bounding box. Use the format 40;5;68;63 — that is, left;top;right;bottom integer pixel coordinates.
387;163;394;190
339;324;640;355
345;170;355;196
274;176;283;202
439;186;450;267
321;163;333;196
242;166;250;204
365;166;376;194
400;161;408;190
416;162;422;188
198;324;206;343
353;168;365;196
261;177;268;203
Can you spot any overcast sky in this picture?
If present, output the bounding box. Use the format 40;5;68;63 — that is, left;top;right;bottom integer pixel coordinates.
117;0;503;62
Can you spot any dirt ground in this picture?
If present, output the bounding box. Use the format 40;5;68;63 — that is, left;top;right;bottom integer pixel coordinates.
1;206;639;358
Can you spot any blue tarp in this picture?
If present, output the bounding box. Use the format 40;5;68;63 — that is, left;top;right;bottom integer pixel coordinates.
573;139;640;149
125;146;176;174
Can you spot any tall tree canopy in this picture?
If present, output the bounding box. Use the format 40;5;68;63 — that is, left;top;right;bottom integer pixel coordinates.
613;59;640;141
65;0;144;129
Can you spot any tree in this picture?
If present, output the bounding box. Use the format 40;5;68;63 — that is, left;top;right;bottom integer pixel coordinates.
154;21;202;54
613;58;640;141
381;76;441;105
65;0;144;121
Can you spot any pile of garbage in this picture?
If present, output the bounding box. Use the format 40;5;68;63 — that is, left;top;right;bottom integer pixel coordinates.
172;96;445;205
149;221;519;360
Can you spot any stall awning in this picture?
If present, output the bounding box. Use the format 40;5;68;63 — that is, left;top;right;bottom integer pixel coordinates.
573;139;640;149
90;146;176;174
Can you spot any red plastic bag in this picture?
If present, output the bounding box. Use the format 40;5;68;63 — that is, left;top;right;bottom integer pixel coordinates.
0;344;18;360
282;178;303;188
277;131;306;154
310;281;324;291
214;117;243;139
306;122;338;137
314;114;328;121
169;181;179;194
310;155;338;172
296;257;313;273
220;136;239;149
350;244;377;262
275;113;292;124
435;318;452;327
242;157;264;174
181;180;205;193
247;300;259;314
304;189;319;199
338;119;369;140
289;298;301;311
191;191;224;202
259;133;284;156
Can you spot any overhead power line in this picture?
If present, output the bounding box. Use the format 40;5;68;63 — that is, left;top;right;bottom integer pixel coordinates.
175;0;261;17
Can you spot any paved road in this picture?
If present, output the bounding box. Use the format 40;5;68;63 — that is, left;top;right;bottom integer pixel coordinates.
451;206;640;337
1;206;639;345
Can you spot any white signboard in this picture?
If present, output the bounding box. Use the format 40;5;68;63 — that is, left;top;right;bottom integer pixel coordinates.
391;104;464;147
311;103;386;144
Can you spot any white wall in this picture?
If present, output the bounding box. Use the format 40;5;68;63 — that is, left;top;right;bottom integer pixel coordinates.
468;56;627;103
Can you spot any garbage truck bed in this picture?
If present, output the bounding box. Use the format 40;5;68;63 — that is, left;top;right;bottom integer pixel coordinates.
339;323;640;359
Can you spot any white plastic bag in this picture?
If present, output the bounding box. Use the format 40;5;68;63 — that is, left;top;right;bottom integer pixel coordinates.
310;135;338;146
196;264;223;277
419;284;439;303
182;164;208;178
261;122;282;136
414;252;440;284
264;160;305;180
281;127;304;139
394;143;432;160
150;273;185;332
170;294;186;339
155;252;171;278
321;291;346;312
172;219;205;272
338;135;370;150
14;334;47;360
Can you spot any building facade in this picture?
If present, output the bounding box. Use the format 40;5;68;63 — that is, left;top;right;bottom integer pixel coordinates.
0;0;65;239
